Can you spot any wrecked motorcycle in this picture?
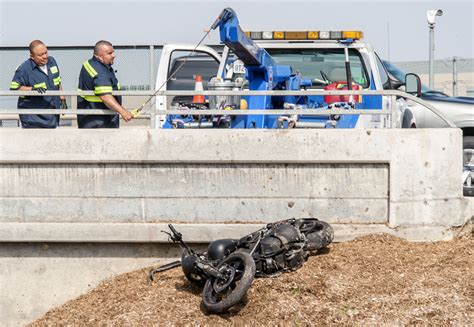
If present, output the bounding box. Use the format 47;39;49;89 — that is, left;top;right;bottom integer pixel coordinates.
148;218;334;313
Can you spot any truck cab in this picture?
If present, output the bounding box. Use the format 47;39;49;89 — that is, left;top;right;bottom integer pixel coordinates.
155;31;409;129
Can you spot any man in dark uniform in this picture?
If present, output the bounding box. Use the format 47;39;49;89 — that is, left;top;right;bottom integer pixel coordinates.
77;40;133;128
10;40;66;128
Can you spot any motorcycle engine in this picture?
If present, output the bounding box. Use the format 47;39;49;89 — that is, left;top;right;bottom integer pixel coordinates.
256;223;306;276
274;223;302;243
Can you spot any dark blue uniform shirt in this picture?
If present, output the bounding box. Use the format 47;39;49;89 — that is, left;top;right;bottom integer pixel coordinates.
10;57;62;128
77;57;122;128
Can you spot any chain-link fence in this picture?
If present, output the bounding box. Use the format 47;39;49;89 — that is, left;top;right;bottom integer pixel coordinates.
396;57;474;96
2;46;472;99
0;45;164;127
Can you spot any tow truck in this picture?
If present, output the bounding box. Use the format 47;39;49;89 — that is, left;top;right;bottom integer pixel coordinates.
155;7;414;130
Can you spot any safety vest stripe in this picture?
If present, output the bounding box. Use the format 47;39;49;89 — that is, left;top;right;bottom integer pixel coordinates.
53;77;62;86
50;66;59;74
81;95;103;102
33;82;47;89
83;61;98;78
78;88;103;103
94;86;113;94
10;81;20;89
83;62;96;78
82;62;93;77
83;61;98;77
117;82;121;90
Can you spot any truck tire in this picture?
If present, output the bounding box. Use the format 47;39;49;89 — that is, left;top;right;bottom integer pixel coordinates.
402;110;416;129
464;136;474;197
463;136;474;150
464;185;474;197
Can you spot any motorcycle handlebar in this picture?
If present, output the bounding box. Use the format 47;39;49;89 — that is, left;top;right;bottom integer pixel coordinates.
168;224;180;236
168;224;195;255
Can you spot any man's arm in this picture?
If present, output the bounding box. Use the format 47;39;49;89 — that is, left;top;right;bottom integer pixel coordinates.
53;58;65;101
59;84;65;101
10;69;28;91
16;85;46;94
99;94;133;122
11;69;45;92
18;86;34;91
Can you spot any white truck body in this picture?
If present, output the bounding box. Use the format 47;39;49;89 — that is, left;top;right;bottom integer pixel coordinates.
154;38;409;129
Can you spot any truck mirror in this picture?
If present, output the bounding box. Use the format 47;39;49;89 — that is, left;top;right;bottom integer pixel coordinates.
405;73;421;97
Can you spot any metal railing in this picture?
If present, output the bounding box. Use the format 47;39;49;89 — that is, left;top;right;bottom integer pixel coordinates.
0;89;456;128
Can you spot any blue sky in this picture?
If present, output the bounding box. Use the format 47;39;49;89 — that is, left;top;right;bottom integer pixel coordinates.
0;0;473;62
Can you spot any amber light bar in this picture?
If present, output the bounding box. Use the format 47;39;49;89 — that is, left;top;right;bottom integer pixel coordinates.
245;30;364;41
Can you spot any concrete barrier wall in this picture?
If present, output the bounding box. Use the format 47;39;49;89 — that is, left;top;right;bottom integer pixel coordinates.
0;128;471;326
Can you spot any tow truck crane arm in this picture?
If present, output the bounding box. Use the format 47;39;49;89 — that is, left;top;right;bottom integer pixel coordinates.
210;7;294;87
209;7;310;128
211;7;264;66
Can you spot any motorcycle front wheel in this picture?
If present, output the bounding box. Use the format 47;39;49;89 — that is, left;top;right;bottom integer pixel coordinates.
202;252;255;313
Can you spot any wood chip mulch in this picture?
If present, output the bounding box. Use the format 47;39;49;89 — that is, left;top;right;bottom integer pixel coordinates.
31;233;473;326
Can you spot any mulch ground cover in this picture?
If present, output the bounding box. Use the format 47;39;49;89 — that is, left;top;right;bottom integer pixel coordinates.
31;233;473;326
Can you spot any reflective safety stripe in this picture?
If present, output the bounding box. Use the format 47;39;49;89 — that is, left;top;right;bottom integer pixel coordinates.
50;66;58;74
117;82;121;90
78;88;103;103
81;95;103;102
10;81;20;89
33;82;47;89
83;61;98;78
94;86;113;94
53;76;61;86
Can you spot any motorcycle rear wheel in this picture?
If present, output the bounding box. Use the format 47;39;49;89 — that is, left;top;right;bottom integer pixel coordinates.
305;221;334;251
202;252;255;313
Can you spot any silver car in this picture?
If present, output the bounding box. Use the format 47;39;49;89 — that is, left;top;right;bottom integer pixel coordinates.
382;60;474;150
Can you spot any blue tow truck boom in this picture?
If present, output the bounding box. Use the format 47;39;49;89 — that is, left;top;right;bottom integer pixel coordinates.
211;7;308;128
210;7;263;66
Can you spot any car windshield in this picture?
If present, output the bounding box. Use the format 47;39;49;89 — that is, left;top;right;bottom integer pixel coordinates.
267;49;370;89
382;60;448;97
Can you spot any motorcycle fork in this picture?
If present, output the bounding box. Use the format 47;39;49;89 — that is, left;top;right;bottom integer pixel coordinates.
195;260;223;279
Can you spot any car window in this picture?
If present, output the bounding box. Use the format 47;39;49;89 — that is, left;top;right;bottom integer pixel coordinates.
266;48;370;89
167;51;220;104
167;52;220;90
374;53;390;89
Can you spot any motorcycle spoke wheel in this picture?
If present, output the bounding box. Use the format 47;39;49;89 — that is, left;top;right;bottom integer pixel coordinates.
212;265;236;293
202;252;255;313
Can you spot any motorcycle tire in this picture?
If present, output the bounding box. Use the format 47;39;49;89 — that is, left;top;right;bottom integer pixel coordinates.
181;253;206;284
305;221;334;251
202;252;256;313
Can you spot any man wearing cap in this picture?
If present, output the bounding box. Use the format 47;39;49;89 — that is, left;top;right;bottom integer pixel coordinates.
10;40;66;128
77;40;133;128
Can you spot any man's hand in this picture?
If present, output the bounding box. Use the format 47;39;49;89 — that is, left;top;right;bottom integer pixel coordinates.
120;109;133;122
99;94;135;122
32;86;46;94
60;99;68;109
